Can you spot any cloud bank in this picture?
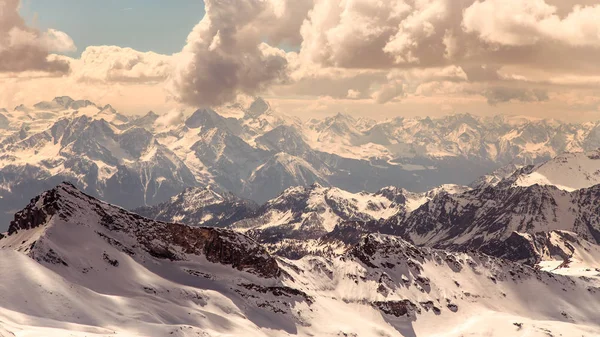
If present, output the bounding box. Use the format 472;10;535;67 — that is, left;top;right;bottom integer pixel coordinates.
0;0;75;73
3;0;600;119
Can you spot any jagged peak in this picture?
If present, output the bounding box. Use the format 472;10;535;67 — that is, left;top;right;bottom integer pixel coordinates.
4;183;281;279
52;96;75;106
309;182;325;190
100;104;116;112
14;104;30;112
185;107;221;128
246;97;270;118
144;110;159;118
7;181;86;235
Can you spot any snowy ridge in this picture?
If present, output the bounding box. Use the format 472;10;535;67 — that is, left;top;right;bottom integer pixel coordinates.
508;149;600;191
0;183;599;336
390;181;600;265
230;183;435;244
134;185;257;228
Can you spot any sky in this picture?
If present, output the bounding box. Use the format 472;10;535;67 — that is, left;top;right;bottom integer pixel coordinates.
19;0;206;55
2;0;600;121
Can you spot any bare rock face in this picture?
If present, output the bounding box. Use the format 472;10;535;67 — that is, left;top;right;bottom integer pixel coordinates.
8;182;72;235
6;182;281;279
372;300;420;319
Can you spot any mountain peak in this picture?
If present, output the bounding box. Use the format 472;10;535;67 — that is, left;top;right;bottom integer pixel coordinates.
52;96;75;107
185;107;221;129
5;183;281;279
7;181;83;235
13;104;30;112
101;104;116;112
246;97;270;118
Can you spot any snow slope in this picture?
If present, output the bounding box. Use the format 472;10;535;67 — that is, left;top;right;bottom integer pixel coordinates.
0;184;599;336
512;149;600;191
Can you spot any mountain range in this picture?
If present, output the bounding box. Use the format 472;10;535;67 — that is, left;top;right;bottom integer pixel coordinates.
137;148;600;268
5;96;600;230
2;96;600;335
0;182;598;336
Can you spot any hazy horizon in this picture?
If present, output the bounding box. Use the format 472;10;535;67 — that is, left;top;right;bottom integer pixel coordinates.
2;0;600;122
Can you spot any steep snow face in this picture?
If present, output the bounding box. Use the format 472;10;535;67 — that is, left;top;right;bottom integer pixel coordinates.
538;230;600;280
134;185;257;228
511;149;600;191
0;183;299;336
0;186;599;337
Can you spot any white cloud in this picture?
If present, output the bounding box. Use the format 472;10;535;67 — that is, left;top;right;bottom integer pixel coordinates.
0;0;74;73
168;0;311;107
72;46;172;83
463;0;600;47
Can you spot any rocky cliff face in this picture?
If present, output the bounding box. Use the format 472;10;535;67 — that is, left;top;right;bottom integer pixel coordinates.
5;182;281;279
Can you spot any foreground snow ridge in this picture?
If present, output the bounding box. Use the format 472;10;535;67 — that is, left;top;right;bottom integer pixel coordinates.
0;183;598;336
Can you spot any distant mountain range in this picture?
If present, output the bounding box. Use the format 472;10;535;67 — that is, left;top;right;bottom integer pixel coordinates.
4;96;600;230
139;149;600;268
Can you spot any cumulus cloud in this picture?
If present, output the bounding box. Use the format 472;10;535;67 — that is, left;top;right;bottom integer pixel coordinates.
463;0;600;47
7;0;600;117
169;0;312;107
154;108;186;127
73;46;172;83
373;83;405;104
0;0;74;73
346;89;361;99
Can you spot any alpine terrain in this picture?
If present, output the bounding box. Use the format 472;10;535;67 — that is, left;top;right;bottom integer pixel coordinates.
0;182;599;336
4;96;600;229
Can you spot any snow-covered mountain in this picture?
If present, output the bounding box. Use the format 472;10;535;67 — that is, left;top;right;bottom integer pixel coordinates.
391;184;600;261
134;185;257;228
141;182;469;245
4;96;600;231
381;148;600;266
135;148;600;270
0;183;599;336
506;149;600;191
0;112;197;228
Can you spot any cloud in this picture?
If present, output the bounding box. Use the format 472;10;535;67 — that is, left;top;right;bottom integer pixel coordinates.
6;0;600;118
169;0;312;107
463;0;600;47
0;0;74;73
373;82;405;104
72;46;172;83
346;89;361;99
298;0;409;68
154;108;186;127
483;87;549;105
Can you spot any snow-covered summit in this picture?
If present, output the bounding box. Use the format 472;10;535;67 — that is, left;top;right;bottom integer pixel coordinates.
509;149;600;191
135;185;257;228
